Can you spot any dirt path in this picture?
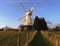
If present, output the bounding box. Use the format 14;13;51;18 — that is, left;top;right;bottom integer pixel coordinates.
28;31;53;46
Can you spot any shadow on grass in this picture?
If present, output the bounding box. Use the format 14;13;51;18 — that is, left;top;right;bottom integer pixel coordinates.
28;31;53;46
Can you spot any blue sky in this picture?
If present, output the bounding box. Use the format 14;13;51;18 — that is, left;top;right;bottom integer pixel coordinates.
0;0;60;28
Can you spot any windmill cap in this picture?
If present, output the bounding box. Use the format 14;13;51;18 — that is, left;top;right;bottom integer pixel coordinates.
30;7;34;11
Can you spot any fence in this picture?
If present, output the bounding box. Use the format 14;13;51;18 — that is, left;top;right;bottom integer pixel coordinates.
41;31;60;46
0;31;37;46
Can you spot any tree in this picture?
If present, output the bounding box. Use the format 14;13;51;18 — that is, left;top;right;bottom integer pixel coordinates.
18;25;23;30
33;16;48;31
4;26;10;31
41;17;48;30
33;16;41;31
33;16;39;26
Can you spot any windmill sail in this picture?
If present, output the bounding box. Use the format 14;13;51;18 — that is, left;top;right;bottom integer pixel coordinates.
21;3;26;13
18;16;26;21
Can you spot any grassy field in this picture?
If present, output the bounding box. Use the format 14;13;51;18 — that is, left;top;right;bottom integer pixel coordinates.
0;30;60;46
0;31;26;46
41;31;60;46
0;30;37;46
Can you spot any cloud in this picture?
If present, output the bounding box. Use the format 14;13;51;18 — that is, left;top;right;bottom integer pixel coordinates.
7;0;20;3
7;0;40;5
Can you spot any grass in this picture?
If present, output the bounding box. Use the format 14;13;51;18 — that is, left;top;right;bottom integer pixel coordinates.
0;30;54;46
0;31;22;39
0;30;36;46
0;31;25;46
28;31;53;46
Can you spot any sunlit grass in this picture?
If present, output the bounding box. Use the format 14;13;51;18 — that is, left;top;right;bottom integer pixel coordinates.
0;30;37;46
0;31;22;39
0;30;23;46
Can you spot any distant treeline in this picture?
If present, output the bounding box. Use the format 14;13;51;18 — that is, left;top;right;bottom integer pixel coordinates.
0;28;4;31
52;26;60;31
0;28;19;31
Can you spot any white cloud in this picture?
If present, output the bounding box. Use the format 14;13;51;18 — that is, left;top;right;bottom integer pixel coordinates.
7;0;20;3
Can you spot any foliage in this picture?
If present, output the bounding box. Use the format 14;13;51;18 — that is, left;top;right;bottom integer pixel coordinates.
33;16;48;31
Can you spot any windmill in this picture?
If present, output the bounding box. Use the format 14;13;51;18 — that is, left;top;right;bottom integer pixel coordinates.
18;3;34;30
18;3;34;26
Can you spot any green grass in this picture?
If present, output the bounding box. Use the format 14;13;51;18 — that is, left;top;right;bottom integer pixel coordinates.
0;30;54;46
28;31;53;46
0;31;22;39
0;31;25;46
0;31;35;46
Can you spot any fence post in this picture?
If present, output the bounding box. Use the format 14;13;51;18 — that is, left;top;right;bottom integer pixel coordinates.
18;34;20;46
0;41;2;46
27;31;28;45
55;37;58;46
56;37;59;46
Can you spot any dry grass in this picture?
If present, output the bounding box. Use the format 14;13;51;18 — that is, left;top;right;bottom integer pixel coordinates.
0;30;37;46
41;31;60;46
0;31;22;39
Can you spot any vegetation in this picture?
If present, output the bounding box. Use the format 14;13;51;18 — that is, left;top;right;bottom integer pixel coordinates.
33;16;48;31
0;31;24;46
29;32;53;46
0;30;37;46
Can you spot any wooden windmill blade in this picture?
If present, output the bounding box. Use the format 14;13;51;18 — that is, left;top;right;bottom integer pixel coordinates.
18;2;27;21
21;3;26;13
18;15;26;21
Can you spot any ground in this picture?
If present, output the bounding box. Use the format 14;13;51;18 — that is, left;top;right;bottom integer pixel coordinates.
28;31;53;46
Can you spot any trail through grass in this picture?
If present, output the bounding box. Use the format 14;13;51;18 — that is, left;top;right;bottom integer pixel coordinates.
28;31;53;46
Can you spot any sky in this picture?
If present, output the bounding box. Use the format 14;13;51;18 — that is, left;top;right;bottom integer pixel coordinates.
0;0;60;28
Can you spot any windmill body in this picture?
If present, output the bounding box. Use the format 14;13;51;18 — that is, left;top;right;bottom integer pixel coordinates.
24;12;32;25
24;8;33;25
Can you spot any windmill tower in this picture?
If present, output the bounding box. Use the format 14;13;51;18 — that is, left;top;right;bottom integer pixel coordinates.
24;7;34;25
18;3;34;30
